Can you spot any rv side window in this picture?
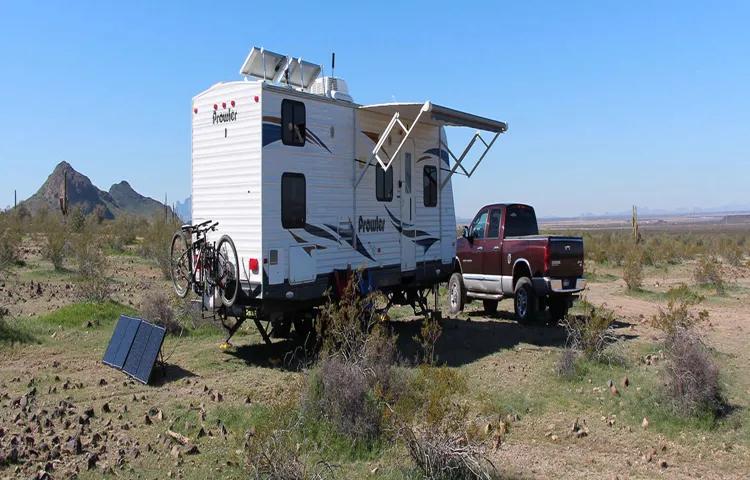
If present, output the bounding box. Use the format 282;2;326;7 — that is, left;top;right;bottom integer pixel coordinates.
376;165;393;202
423;166;438;207
281;173;306;228
281;99;306;147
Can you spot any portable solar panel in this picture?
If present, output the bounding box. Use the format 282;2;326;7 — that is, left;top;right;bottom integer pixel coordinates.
102;316;142;369
122;321;166;385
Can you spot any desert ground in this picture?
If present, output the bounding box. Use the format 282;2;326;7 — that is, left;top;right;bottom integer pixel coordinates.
1;223;750;479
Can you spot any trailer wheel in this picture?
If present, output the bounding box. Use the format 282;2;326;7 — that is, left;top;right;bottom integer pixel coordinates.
293;314;314;342
448;273;465;315
514;277;538;324
170;231;191;298
482;300;498;315
217;235;240;307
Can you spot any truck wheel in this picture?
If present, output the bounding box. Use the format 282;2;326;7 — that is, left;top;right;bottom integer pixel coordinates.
548;297;570;323
482;300;498;315
448;273;465;315
514;278;537;324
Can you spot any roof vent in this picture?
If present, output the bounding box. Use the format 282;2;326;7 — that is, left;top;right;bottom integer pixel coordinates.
312;77;353;102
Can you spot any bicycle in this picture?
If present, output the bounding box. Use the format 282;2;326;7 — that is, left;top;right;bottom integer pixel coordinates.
169;220;240;308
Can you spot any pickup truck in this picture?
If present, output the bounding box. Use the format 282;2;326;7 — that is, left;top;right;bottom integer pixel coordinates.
449;203;586;323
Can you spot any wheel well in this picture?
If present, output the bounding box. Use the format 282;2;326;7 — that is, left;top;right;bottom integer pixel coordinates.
512;261;532;289
453;257;463;275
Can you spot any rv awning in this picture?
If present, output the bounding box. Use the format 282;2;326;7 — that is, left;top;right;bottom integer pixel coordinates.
359;102;508;133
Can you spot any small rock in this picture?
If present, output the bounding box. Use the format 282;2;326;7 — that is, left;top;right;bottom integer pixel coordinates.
371;466;379;474
144;415;152;425
610;385;619;395
575;429;588;438
102;403;111;414
642;418;649;430
184;444;200;455
64;437;82;455
98;379;107;387
171;446;181;459
551;434;558;441
606;379;613;388
658;459;668;468
197;427;206;438
86;452;99;470
156;410;164;421
621;376;629;388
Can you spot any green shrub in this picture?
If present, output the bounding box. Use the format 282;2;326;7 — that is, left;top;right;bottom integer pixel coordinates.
42;217;68;270
69;204;86;233
0;219;21;277
622;247;644;291
561;299;617;360
71;229;110;302
693;256;725;294
651;284;709;334
140;218;178;278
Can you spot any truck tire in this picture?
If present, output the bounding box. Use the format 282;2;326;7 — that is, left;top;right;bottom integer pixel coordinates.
514;278;537;324
548;297;570;323
448;273;466;315
482;300;498;315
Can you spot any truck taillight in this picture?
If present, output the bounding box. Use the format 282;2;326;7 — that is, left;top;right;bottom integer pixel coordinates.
543;244;551;275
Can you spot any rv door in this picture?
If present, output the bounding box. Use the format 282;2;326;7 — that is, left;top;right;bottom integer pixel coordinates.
400;144;416;271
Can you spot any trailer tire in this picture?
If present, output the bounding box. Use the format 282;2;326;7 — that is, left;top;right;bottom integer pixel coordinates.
217;235;240;308
293;314;314;342
448;273;466;315
514;277;538;324
482;300;498;315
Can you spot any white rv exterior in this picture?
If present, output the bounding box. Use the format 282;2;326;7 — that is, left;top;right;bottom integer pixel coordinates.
191;49;506;314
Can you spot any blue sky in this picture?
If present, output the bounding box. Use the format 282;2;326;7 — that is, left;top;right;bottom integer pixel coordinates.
1;1;748;218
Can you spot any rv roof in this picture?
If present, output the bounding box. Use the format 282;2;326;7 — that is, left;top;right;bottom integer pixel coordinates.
239;47;289;82
359;102;508;133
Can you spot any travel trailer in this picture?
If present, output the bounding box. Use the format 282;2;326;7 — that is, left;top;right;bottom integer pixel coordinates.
178;47;507;342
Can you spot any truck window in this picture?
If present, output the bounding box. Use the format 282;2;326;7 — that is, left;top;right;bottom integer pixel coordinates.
470;210;489;239
487;209;502;238
281;173;306;228
504;205;538;237
281;99;306;147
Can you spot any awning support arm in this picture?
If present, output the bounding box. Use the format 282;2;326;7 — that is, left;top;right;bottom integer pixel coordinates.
439;131;500;191
354;102;430;188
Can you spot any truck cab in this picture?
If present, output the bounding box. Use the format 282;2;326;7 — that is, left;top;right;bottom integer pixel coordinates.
450;203;586;323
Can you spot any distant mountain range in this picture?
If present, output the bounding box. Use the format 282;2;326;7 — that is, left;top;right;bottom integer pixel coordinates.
20;161;174;220
175;196;191;223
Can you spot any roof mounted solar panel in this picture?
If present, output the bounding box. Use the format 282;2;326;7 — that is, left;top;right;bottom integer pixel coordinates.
102;316;141;369
239;47;290;82
278;58;323;90
122;320;166;385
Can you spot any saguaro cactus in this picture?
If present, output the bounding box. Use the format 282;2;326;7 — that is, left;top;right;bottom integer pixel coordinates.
632;205;642;244
59;170;69;217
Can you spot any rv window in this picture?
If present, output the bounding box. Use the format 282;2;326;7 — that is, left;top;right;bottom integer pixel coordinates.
376;164;393;202
281;173;306;228
423;165;438;207
281;99;306;147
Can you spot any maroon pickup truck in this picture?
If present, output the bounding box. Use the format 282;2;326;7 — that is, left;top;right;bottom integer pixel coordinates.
450;203;586;323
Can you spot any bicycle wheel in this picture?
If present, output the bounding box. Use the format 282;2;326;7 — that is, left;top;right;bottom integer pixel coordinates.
217;235;240;307
170;231;191;298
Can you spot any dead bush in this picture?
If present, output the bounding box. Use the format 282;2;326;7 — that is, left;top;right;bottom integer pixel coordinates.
140;289;183;334
415;313;443;365
556;348;576;378
664;328;723;416
651;284;709;334
71;230;110;302
305;268;405;442
720;243;743;267
622;247;644;291
42;217;68;270
246;403;340;480
561;299;617;360
693;256;726;294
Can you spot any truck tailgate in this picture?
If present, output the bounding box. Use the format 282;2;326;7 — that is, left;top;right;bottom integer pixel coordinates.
548;237;584;278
